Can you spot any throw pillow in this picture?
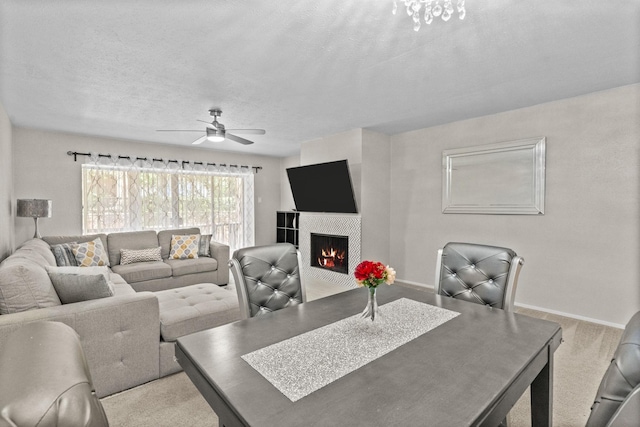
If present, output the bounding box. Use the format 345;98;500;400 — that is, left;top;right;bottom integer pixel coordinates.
71;238;110;267
120;247;162;265
50;242;79;267
48;272;114;304
169;234;200;259
45;265;111;282
198;234;212;257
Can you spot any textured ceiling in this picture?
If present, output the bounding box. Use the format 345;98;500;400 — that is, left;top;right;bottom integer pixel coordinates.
1;1;639;157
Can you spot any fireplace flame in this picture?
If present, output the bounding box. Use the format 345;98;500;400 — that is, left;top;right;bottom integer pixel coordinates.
317;247;346;269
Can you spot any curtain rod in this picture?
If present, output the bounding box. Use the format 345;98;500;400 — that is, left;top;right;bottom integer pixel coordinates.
66;151;262;173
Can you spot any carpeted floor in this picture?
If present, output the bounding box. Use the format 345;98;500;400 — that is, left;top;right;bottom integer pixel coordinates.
509;308;621;426
101;282;623;426
101;372;217;427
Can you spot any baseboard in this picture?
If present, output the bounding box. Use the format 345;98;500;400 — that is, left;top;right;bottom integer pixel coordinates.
397;278;624;329
396;278;433;291
514;302;625;330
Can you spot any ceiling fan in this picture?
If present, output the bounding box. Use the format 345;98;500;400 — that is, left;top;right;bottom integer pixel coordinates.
157;109;265;145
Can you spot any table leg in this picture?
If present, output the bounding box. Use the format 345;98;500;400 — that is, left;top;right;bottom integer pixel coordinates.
530;344;554;427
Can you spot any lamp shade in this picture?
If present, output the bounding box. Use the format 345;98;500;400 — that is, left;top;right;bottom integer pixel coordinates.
17;199;52;218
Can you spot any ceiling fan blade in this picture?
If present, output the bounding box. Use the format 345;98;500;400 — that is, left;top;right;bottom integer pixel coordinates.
156;129;203;132
226;133;254;145
197;119;217;129
225;129;266;135
191;135;208;145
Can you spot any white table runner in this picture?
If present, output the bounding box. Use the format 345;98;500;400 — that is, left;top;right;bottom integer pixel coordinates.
241;298;460;401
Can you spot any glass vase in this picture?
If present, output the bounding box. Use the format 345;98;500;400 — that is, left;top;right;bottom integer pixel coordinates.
361;286;379;321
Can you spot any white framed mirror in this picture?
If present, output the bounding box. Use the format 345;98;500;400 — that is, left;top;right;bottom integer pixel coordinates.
442;137;546;215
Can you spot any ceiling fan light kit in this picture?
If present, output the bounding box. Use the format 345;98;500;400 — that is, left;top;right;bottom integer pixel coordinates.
156;108;265;146
206;127;225;143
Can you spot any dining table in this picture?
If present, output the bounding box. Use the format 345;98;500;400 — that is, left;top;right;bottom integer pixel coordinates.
176;284;562;427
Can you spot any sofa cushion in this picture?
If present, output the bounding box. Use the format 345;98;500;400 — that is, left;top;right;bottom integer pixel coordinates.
120;247;162;265
110;261;172;284
107;230;159;266
111;281;136;296
164;257;218;277
158;228;200;259
51;242;79;266
0;258;61;314
155;283;240;342
169;234;200;260
9;246;54;269
18;239;57;266
48;271;114;304
71;238;110;267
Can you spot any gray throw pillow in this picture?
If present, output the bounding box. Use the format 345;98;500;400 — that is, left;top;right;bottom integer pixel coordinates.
198;234;212;257
48;272;114;304
50;242;79;266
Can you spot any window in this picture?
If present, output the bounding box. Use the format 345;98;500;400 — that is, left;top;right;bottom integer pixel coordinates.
82;160;254;253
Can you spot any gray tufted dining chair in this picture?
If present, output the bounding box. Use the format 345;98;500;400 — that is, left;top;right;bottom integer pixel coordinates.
585;310;640;427
229;243;306;320
434;242;524;312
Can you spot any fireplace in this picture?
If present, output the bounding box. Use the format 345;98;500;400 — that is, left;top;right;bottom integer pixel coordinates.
310;233;349;274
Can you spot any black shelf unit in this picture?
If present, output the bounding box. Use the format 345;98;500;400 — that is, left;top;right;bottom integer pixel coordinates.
276;211;300;248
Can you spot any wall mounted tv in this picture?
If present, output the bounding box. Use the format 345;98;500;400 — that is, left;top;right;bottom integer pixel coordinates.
286;160;358;214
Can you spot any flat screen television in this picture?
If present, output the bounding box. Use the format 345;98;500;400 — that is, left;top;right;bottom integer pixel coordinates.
286;160;358;213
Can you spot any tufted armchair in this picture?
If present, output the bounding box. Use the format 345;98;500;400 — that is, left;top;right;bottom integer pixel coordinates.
0;321;109;426
434;242;524;311
229;243;306;320
586;310;640;427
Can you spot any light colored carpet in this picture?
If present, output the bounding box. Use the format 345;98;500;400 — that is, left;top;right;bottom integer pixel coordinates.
509;308;622;427
101;372;217;427
101;282;623;426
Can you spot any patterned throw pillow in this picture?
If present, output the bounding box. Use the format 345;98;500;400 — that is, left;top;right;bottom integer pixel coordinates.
198;234;212;257
71;238;110;267
169;234;200;260
51;243;79;267
120;247;162;265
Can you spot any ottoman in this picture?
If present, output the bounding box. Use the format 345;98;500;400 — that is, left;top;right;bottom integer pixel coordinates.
154;283;241;376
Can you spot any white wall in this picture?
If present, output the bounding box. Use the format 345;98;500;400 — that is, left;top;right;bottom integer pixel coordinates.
12;128;283;248
390;83;640;326
360;129;391;262
280;154;299;212
0;102;13;260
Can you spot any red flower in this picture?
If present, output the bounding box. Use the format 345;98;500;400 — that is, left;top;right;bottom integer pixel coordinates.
354;260;386;285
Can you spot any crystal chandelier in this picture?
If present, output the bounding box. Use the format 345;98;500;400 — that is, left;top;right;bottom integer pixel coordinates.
392;0;466;31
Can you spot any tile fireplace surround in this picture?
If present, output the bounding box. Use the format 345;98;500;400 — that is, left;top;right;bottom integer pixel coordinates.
299;213;361;289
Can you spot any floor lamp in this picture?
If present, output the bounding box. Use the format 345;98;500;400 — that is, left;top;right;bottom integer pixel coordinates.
17;199;52;238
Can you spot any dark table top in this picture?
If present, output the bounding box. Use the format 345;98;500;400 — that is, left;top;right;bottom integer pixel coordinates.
177;285;562;427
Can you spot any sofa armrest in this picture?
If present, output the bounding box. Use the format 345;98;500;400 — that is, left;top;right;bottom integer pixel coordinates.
0;292;160;398
209;240;230;284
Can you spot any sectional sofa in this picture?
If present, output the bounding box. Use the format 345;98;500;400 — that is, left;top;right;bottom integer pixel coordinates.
0;228;240;398
43;227;229;291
